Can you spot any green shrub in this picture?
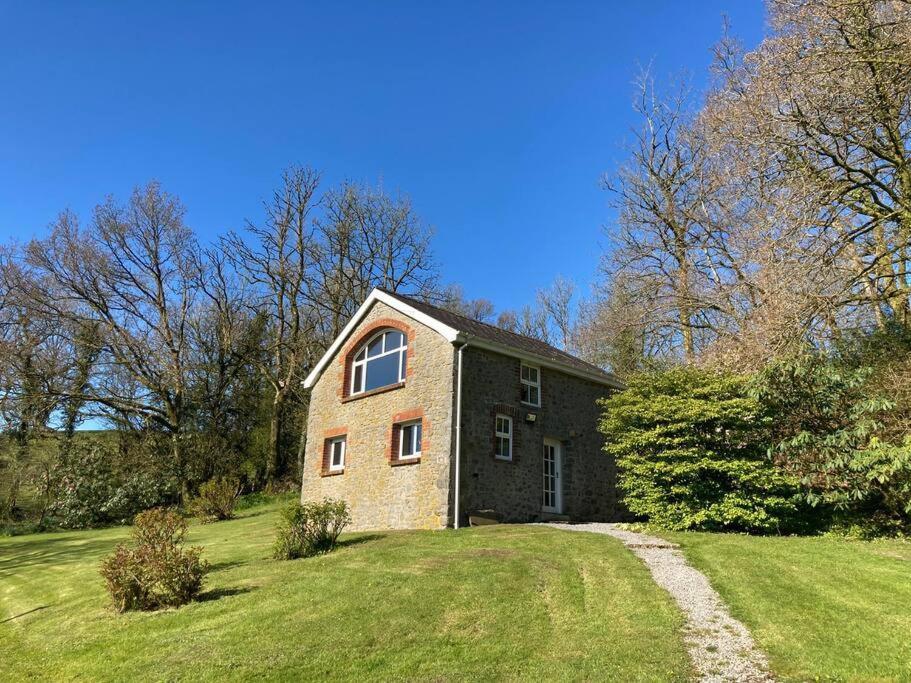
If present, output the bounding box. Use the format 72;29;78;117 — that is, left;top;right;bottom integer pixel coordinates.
273;498;350;560
52;444;118;528
188;477;241;523
99;508;208;612
600;367;800;532
755;353;911;526
52;443;176;529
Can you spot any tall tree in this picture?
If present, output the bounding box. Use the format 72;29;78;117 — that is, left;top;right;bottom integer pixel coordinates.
710;0;911;329
224;167;321;484
27;183;200;497
602;74;713;361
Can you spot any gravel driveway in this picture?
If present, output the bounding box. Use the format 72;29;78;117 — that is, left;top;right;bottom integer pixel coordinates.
541;522;774;682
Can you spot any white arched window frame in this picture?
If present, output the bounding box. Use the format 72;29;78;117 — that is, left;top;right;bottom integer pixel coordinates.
350;329;408;395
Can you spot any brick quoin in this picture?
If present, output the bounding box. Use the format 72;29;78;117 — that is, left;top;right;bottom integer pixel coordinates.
336;318;416;399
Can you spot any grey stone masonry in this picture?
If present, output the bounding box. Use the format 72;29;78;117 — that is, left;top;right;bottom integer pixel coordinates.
457;345;617;525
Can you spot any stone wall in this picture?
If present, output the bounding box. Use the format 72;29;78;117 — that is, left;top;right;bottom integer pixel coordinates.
458;345;616;524
301;300;456;530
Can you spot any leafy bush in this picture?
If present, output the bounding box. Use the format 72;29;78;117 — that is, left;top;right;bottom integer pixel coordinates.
188;477;241;523
273;498;350;560
99;508;208;612
755;353;911;527
600;367;801;532
51;443;176;529
52;444;118;528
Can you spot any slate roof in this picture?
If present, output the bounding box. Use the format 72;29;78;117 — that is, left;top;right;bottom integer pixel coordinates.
380;289;622;387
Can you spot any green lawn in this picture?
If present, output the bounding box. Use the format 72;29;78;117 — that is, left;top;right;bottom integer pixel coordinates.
661;531;911;683
1;503;690;682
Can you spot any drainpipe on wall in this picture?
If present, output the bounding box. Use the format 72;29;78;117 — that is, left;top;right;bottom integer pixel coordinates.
453;341;468;529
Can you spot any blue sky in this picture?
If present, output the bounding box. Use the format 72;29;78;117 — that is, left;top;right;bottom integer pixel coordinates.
0;1;765;312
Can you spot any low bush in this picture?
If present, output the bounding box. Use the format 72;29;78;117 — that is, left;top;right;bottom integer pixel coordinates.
99;508;208;612
273;498;350;560
188;477;241;523
600;367;801;532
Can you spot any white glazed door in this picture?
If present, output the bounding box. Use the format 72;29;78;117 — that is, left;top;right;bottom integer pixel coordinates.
542;439;562;513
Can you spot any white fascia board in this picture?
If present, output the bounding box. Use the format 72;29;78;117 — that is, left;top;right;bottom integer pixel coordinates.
373;290;460;342
456;336;625;390
302;289;460;389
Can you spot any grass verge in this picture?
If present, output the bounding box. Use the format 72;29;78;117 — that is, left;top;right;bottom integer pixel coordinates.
660;531;911;682
1;503;690;681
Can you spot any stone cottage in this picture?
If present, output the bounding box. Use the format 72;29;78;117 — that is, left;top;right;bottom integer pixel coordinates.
300;288;623;530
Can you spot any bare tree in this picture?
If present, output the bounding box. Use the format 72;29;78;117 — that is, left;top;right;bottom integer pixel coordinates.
26;183;200;497
312;180;438;340
224;167;321;484
709;0;911;329
536;276;576;350
601;73;715;361
436;284;496;322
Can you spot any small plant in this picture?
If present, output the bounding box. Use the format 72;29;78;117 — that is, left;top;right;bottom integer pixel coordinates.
273;498;350;560
99;508;208;612
189;477;241;523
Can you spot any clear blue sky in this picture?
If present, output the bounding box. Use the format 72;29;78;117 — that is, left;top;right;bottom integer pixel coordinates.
0;1;765;312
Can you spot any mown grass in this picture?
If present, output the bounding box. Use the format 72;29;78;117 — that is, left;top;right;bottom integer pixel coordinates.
660;531;911;682
1;502;690;681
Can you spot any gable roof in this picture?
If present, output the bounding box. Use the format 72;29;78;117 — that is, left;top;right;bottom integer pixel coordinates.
302;288;623;389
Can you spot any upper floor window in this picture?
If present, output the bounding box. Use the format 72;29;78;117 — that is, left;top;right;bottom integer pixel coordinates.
351;329;407;395
521;363;541;407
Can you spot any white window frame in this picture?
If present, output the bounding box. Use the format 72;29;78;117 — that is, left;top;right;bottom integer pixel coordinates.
520;363;541;407
328;436;346;472
350;329;408;395
494;414;513;461
398;420;423;460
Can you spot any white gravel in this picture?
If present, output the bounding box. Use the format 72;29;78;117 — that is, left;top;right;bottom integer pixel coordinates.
541;522;774;683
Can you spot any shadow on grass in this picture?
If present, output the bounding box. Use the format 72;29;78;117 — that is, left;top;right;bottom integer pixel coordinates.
0;537;118;576
232;509;274;520
338;533;385;549
0;605;50;624
209;559;247;572
197;586;254;602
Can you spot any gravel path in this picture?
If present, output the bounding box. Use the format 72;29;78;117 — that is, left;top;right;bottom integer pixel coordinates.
541;522;774;683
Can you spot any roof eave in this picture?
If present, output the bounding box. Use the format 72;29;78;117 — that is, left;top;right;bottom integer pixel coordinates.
454;334;624;389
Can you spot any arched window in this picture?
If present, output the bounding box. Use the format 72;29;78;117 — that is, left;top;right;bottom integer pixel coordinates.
350;329;407;395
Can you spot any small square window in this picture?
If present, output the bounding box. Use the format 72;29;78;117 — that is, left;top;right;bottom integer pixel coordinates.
399;420;422;459
328;436;346;472
495;414;512;461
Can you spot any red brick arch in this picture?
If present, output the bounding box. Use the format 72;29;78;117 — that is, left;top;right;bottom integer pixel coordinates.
336;318;416;399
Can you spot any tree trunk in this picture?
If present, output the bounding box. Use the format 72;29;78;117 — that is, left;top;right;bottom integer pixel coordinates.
172;432;189;503
267;393;285;485
295;397;310;483
675;229;695;362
